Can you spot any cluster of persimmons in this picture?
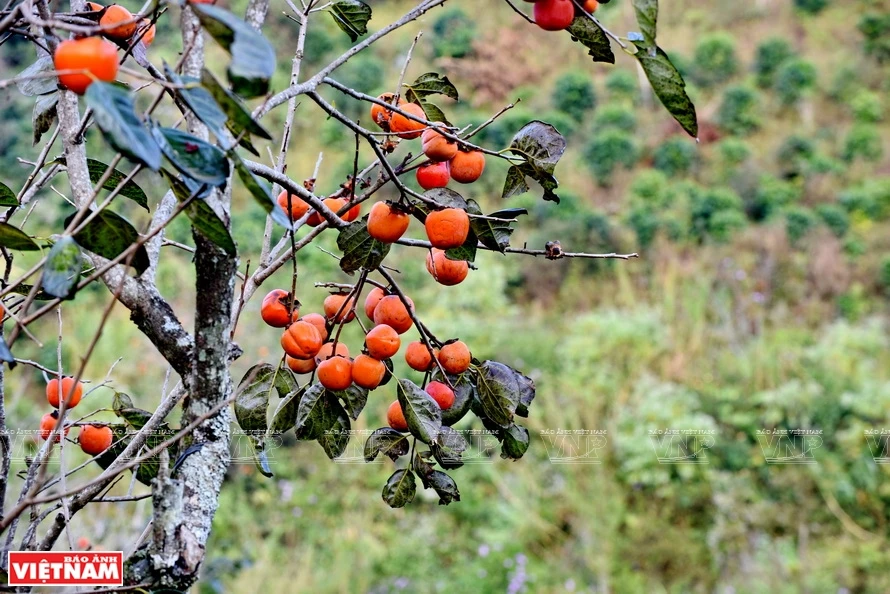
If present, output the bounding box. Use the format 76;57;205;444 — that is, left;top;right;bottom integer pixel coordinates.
38;377;115;457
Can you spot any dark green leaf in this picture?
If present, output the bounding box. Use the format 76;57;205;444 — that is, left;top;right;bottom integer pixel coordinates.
318;405;350;459
404;72;459;101
418;101;449;125
444;233;477;263
16;56;58;96
152;126;229;188
84;82;161;170
112;392;153;429
328;0;372;42
515;370;536;417
502;165;530;199
294;384;337;440
467;199;526;253
234;363;276;434
500;424;530;460
475;360;522;428
431;370;476;426
86;159;148;210
230;153;292;229
423;187;469;211
425;470;460;505
431;426;469;470
0;223;38;251
275;368;299;399
413;450;435;479
65;210;149;275
337;216;391;274
192;4;276;97
504;121;567;203
165;66;229;143
633;43;698;137
382;469;416;508
364;427;410;462
269;384;307;435
331;384;369;420
566;16;615;64
41;236;83;299
200;69;272;140
397;379;441;445
632;0;658;48
160;170;237;256
32;92;58;146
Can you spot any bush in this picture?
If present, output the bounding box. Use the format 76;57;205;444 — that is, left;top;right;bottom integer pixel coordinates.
747;176;800;221
858;13;890;63
709;209;747;243
839;179;890;220
552;71;597;121
717;86;762;136
850;91;883;123
842;125;884;163
717;138;751;165
688;186;744;241
692;33;738;87
592;105;637;132
604;70;638;103
777;134;815;176
816;204;850;238
628;170;672;208
785;206;817;244
880;258;890;291
432;9;477;58
794;0;827;14
774;59;818;105
754;38;795;88
474;108;536;147
653;138;698;177
626;206;660;248
584;130;639;185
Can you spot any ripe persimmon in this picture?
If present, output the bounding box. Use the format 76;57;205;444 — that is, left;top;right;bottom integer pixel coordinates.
370;92;401;129
86;2;104;10
583;0;598;13
425;208;470;250
317;356;353;391
416;162;450;190
307;197;347;227
387;400;409;431
99;5;137;39
438;341;471;374
344;202;361;222
277;190;310;221
389;102;426;139
54;37;119;95
315;341;350;364
426;248;469;286
79;424;113;455
280;321;323;360
373;295;414;334
39;412;69;442
137;19;155;45
286;354;317;374
300;313;329;341
367;202;410;243
352;354;386;389
324;293;356;323
534;0;575;30
426;381;455;410
47;377;83;409
405;341;437;372
261;289;298;328
76;536;91;550
364;286;386;320
421;126;459;162
365;324;401;360
449;150;486;184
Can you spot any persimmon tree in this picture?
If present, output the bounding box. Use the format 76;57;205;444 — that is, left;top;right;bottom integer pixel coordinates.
0;0;696;588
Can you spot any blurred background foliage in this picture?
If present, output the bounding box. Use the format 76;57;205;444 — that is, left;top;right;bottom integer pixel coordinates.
2;0;890;592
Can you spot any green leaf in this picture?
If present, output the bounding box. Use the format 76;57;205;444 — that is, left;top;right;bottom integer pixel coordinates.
160;170;237;257
431;426;469;470
475;360;522;428
633;42;698;137
269;384;307;435
632;0;658;48
65;210;150;275
86;159;148;210
152;126;229;188
382;469;416;508
501;424;530;460
41;236;83;299
294;384;337;440
467;199;526;253
230;153;292;229
418;101;449;125
112;392;153;429
0;335;15;368
364;428;410;462
412;450;435;478
566;17;615;64
6;284;54;301
192;4;276;97
165;66;229;144
234;364;276;434
397;379;442;445
404;72;459;102
431;370;476;426
331;384;369;420
444;235;477;263
503;121;567;203
318;405;350;459
502;166;530;199
16;56;58;96
420;188;469;213
84;82;161;171
32;92;58;146
200;69;272;140
336;216;391;274
328;0;372;42
0;223;39;251
425;470;460;505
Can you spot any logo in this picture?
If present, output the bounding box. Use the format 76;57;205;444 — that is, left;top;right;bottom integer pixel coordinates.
540;429;608;464
6;551;123;587
649;429;715;464
756;429;822;465
865;429;890;464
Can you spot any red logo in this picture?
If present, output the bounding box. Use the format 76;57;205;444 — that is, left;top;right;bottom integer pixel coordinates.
6;551;123;586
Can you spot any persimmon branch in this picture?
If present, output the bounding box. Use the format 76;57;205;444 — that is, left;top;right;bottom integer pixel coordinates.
395;237;640;260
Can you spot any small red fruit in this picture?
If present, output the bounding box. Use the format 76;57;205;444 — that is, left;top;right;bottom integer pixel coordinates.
79;424;114;455
387;400;409;431
47;377;83;409
425;208;470;250
426;381;455;410
317;356;353;391
261;289;298;328
438;341;472;375
365;324;401;360
324;293;356;323
364;287;386;320
367;202;410;243
352;354;386;390
39;412;69;442
53;37;119;95
449;150;486;184
416;162;450;190
405;341;437;372
534;0;575;31
426;248;469;286
277;190;310;221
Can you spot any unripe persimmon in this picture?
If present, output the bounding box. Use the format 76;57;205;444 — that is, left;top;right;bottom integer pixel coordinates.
367;202;410;243
54;37;119;95
426;249;469;286
416;162;450;190
286;354;317;374
421;127;459;162
100;5;136;39
389;102;426;139
405;341;438;372
261;289;298;328
426;381;455;410
39;412;69;442
373;295;414;334
534;0;575;31
425;208;470;250
352;354;386;389
438;341;471;374
47;377;83;409
364;287;386;320
317;356;353;391
365;324;401;360
315;341;350;364
300;313;328;341
324;293;356;323
79;424;114;455
280;321;323;360
277;190;310;221
387;400;409;432
449;150;486;184
307;197;347;227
